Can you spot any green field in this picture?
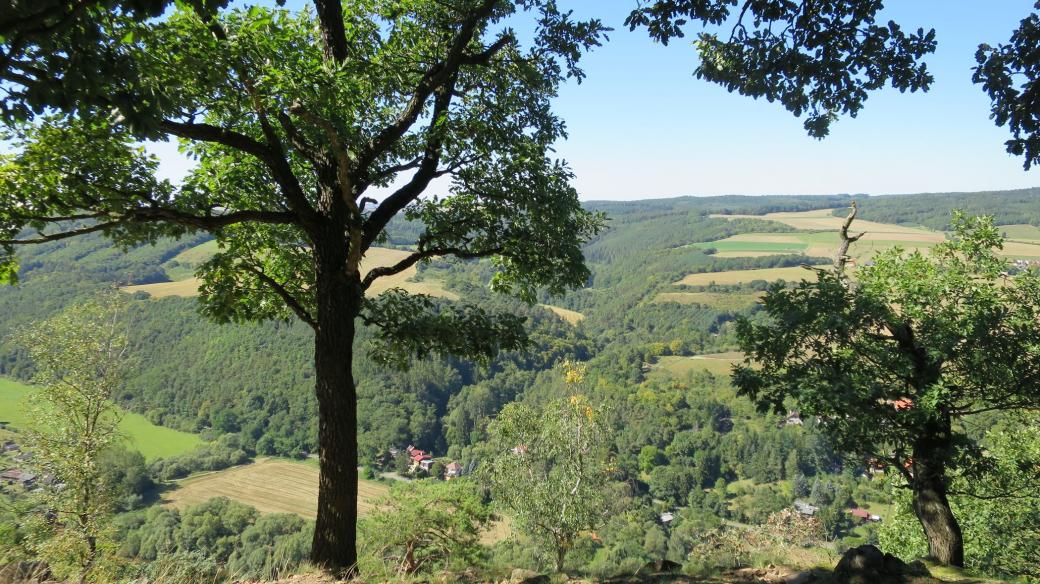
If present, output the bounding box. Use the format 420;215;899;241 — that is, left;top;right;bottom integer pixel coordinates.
0;377;203;460
163;239;219;280
652;352;744;378
695;238;808;255
999;224;1040;240
652;291;763;311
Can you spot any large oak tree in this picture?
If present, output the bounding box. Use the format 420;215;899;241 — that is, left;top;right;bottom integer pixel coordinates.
734;210;1040;566
0;1;606;574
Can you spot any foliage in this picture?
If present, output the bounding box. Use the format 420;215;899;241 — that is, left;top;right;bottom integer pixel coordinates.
735;211;1040;564
880;416;1040;581
359;479;493;576
483;363;615;572
116;497;311;579
11;292;135;582
149;434;252;481
975;3;1040;169
626;0;935;137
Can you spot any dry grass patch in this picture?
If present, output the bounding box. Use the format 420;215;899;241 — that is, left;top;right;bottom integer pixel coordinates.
676;267;814;287
162;458;388;519
711;208;945;241
654;352;745;377
123;278;203;298
538;304;584;324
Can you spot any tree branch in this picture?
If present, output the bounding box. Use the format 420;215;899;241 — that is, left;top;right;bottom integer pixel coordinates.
353;0;502;174
243;264;317;329
362;71;459;249
362;245;502;290
0;220;122;245
834;201;866;274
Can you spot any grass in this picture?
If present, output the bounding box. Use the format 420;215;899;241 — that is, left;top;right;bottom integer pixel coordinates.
652;291;763;311
653;352;744;378
675;266;814;287
162;239;219;280
124;243;458;300
0;377;202;460
998;224;1040;240
538;304;585;324
694;237;808;255
162;457;389;518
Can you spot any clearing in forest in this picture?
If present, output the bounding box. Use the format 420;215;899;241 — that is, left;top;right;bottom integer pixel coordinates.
539;304;585;324
123;244;457;300
653;352;745;378
0;377;203;460
162;457;389;518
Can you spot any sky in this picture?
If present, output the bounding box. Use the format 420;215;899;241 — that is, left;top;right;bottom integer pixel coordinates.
150;1;1040;201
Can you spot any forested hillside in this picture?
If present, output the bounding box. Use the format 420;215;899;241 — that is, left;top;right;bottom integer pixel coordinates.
1;189;1038;581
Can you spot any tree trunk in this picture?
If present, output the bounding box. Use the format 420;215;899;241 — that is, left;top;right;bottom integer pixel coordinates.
309;238;362;576
911;421;964;567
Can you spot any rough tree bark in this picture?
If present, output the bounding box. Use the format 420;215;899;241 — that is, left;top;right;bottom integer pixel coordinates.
911;419;965;566
310;233;362;575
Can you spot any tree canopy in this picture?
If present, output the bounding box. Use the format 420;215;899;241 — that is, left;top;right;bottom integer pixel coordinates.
734;209;1040;566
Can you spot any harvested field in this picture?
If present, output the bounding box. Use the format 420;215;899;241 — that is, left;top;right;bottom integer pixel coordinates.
124;245;457;299
538;304;585;324
163;458;389;518
123;278;203;298
710;208;945;241
675;266;814;287
653;352;744;377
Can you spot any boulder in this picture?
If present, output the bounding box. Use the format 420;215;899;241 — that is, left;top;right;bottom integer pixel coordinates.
509;568;549;584
834;545;931;583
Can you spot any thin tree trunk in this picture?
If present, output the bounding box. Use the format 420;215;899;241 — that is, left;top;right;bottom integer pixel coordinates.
309;239;361;576
911;422;964;566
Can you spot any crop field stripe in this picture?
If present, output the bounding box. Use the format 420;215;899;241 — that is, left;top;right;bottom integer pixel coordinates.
163;458;389;519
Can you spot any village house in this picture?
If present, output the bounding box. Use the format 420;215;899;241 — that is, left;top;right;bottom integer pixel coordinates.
1;469;37;488
781;411;803;426
445;462;463;479
849;508;882;522
659;511;675;525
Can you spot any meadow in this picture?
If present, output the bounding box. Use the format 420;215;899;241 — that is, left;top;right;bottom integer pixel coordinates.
162;457;389;518
652;352;745;378
0;377;203;460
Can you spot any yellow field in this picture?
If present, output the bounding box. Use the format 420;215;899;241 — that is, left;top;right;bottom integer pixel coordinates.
123;278;205;298
124;246;457;300
538;304;585;324
360;247;457;299
676;266;815;287
710;208;944;239
653;352;745;377
652;291;763;310
162;458;389;518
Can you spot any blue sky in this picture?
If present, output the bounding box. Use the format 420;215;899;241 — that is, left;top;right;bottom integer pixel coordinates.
152;1;1040;200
